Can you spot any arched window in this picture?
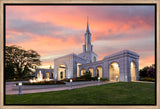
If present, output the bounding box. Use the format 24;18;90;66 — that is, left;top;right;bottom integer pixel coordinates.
96;69;99;77
51;72;54;79
81;69;86;76
58;64;66;80
46;72;49;79
93;56;96;62
60;72;63;79
88;68;94;77
109;62;119;81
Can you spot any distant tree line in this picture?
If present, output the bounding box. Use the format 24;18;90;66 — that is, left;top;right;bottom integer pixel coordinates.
5;45;41;80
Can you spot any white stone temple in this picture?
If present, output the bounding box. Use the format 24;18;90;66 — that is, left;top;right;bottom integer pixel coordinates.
36;18;140;82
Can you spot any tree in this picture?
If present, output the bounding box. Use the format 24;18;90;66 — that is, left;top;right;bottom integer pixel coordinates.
80;71;92;80
5;45;41;80
147;66;155;78
5;64;15;80
139;66;149;78
139;64;155;78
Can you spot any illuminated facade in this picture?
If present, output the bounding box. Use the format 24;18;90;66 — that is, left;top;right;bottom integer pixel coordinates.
37;18;140;82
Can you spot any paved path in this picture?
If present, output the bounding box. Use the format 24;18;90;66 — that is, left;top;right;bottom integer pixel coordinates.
6;81;154;95
6;81;114;95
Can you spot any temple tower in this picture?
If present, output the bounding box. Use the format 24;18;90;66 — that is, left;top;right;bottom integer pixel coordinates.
79;17;97;63
83;16;93;52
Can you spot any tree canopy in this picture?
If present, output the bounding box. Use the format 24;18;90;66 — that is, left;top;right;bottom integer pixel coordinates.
139;64;155;78
5;45;41;80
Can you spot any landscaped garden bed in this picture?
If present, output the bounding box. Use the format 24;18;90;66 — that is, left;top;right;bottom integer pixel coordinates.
62;71;108;82
139;64;155;82
62;78;96;82
16;80;65;85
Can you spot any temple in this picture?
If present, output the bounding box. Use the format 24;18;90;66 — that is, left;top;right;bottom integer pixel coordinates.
36;18;140;82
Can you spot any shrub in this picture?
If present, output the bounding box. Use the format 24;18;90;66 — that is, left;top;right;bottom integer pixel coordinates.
91;76;98;81
63;78;89;82
100;78;109;81
79;71;92;80
74;78;88;81
140;77;155;82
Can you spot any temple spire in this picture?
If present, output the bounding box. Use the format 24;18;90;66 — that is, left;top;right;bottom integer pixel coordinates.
86;16;90;32
83;16;92;52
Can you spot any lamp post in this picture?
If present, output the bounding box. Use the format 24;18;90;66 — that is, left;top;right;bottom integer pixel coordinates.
125;75;127;81
116;76;118;83
70;79;72;90
18;82;22;95
98;77;100;86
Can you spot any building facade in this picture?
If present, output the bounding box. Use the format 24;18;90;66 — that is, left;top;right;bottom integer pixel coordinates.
36;18;140;82
35;68;54;79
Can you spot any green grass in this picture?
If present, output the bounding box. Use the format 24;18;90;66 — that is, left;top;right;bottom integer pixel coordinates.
5;82;155;105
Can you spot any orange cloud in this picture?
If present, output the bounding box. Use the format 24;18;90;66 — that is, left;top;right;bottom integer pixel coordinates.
6;6;153;34
6;5;155;68
6;30;23;38
6;33;81;56
139;55;155;69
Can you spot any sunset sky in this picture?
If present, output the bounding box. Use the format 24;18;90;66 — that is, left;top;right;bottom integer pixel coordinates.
6;5;155;69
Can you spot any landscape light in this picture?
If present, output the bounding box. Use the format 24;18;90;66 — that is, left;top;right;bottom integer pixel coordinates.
70;79;72;90
19;82;22;86
18;82;22;95
116;76;118;83
98;77;100;86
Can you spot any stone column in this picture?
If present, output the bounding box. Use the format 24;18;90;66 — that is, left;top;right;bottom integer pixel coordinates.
103;61;109;79
127;58;132;82
93;67;96;77
136;59;139;81
119;59;123;81
101;67;104;78
54;65;58;80
120;56;131;82
79;68;81;77
119;65;124;81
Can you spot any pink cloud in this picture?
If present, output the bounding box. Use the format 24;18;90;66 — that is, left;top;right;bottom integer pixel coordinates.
6;33;81;56
6;5;155;69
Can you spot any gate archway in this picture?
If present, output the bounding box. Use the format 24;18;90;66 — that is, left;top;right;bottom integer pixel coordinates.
96;66;103;78
46;72;50;80
80;69;86;76
77;63;82;77
58;64;66;80
109;62;120;81
88;68;94;77
130;61;137;81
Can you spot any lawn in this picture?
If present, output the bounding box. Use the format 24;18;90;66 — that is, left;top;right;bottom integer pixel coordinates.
5;82;155;105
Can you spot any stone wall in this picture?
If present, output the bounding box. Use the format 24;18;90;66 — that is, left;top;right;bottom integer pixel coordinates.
53;50;139;82
54;53;88;80
35;69;54;78
79;50;139;82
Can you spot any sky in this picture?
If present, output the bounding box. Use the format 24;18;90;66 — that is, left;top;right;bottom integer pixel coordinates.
6;5;155;69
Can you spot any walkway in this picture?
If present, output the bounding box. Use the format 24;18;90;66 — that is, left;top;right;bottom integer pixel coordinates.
6;81;113;95
6;81;154;95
